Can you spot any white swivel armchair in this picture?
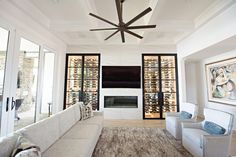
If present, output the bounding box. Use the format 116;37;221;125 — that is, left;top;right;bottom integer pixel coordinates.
165;102;198;139
182;108;234;157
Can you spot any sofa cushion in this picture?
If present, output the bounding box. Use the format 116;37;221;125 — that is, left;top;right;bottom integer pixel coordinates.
203;121;226;135
18;114;60;152
42;139;92;157
57;106;77;136
0;134;19;157
180;111;192;119
62;124;100;139
79;115;103;127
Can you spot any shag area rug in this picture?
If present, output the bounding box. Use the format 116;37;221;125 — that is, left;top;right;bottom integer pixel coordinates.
92;127;192;157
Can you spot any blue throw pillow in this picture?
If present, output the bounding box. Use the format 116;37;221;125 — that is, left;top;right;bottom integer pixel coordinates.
204;121;226;135
180;111;192;119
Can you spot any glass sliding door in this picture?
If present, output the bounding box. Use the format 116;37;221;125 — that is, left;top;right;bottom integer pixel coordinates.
0;27;56;136
0;27;10;136
40;50;55;119
142;54;179;119
14;38;40;130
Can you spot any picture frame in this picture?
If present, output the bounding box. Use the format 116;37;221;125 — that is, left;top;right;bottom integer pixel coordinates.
205;57;236;105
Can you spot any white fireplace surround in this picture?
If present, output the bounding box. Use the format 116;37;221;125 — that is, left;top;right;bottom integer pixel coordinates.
101;89;142;119
104;96;138;108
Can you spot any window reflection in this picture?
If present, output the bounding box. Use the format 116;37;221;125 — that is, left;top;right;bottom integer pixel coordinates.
14;38;40;131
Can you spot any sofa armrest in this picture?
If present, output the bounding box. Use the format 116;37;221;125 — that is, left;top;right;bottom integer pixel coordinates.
203;135;231;157
182;122;203;129
93;111;103;116
166;112;180;117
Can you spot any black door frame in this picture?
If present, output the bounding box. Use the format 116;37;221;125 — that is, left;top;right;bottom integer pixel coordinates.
142;54;179;119
63;53;100;110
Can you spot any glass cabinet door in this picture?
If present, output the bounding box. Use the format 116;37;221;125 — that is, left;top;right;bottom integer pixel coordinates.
143;56;160;118
83;56;99;110
65;56;83;108
142;54;179;119
64;54;100;110
161;56;177;118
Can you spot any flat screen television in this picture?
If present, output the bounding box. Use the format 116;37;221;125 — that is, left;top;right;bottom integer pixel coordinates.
102;66;141;88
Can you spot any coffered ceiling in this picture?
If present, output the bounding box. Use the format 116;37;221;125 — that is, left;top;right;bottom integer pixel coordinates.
9;0;234;46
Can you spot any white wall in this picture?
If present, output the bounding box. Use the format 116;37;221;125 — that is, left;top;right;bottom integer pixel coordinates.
185;62;198;104
68;45;176;119
200;50;236;129
101;50;142;119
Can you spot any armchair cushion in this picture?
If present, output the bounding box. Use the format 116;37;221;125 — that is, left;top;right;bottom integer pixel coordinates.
180;111;192;119
165;102;197;139
203;121;226;135
182;108;234;157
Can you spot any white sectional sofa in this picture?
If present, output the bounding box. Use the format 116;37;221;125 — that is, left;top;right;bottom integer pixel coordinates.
0;102;104;157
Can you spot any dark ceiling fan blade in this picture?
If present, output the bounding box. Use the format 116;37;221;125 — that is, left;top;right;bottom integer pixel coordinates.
125;7;152;26
127;25;156;29
104;30;119;40
89;13;118;27
124;29;143;39
90;28;118;31
121;31;125;43
115;0;123;24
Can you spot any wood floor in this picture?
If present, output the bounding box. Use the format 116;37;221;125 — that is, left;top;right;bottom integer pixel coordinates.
104;119;236;156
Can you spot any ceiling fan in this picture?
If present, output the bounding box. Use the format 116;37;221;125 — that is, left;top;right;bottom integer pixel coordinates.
89;0;156;43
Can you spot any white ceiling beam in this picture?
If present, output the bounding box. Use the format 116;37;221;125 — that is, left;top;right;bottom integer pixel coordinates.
79;0;104;43
157;20;194;32
176;0;236;44
9;0;50;28
49;0;105;43
140;0;160;44
50;19;194;32
50;21;91;32
194;0;236;28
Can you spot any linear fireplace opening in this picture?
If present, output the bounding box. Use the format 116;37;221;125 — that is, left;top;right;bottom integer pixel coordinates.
104;96;138;108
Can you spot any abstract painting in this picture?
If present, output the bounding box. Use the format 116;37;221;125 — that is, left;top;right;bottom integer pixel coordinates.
205;57;236;105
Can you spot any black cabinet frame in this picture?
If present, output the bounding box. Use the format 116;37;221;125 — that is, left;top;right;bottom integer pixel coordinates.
142;54;179;119
63;53;100;110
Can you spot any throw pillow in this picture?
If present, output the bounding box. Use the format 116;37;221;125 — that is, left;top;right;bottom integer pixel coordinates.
179;111;192;119
204;121;226;135
14;148;41;157
80;103;93;120
11;136;41;157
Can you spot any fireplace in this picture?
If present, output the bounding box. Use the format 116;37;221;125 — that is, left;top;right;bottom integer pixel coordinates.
104;96;138;108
